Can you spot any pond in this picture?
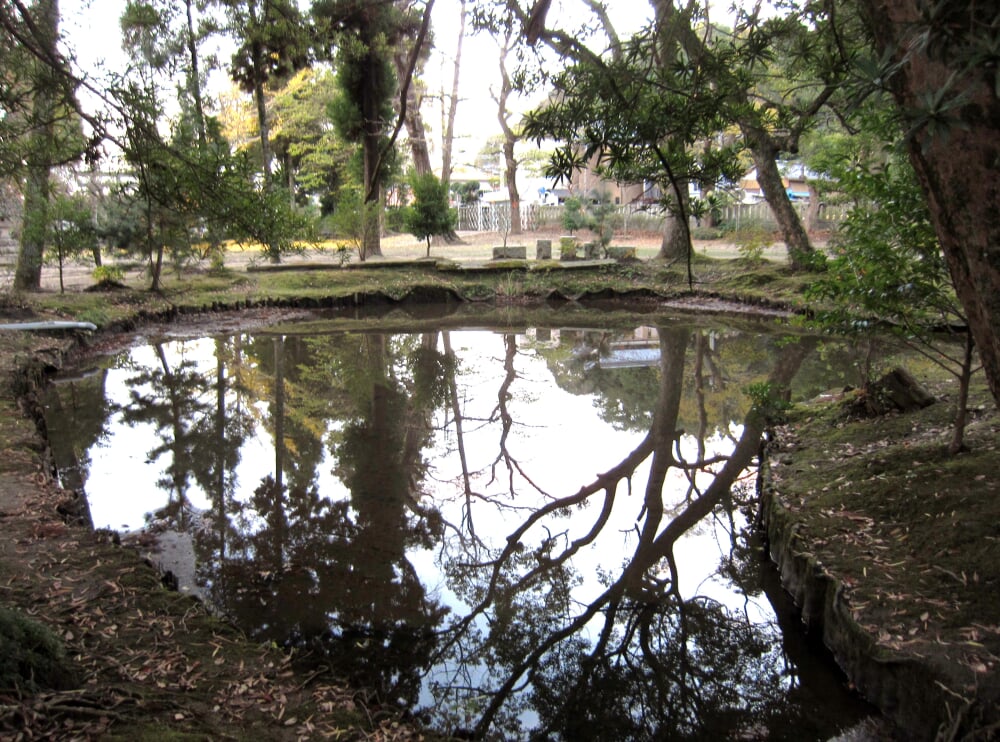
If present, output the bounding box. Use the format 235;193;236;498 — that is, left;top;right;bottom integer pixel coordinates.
42;308;879;740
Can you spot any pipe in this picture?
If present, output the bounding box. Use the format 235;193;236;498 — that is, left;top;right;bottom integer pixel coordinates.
0;321;97;332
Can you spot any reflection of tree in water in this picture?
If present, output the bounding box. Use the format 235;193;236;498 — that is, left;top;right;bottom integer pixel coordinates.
428;327;821;739
86;322;864;738
117;343;220;525
531;595;788;740
204;332;451;707
44;365;113;508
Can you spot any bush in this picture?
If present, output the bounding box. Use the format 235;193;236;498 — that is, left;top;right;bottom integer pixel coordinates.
93;265;126;284
690;225;724;240
0;605;78;692
384;206;406;234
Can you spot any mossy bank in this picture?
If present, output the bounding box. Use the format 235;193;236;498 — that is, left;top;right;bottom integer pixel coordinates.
758;378;1000;740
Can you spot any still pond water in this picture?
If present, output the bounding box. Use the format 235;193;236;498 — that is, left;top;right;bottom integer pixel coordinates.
43;310;878;740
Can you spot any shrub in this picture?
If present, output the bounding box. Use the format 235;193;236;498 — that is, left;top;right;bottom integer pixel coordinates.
93;265;126;284
0;605;78;692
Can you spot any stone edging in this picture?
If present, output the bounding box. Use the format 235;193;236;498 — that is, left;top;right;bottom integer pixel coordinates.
757;455;972;740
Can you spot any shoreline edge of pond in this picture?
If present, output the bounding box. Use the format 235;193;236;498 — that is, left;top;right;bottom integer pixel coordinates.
1;279;998;740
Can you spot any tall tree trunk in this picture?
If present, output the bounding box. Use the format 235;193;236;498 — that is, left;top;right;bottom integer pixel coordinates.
743;127;814;270
439;0;466;192
858;0;1000;410
362;49;384;259
252;56;272;181
183;0;207;144
496;32;521;236
393;50;433;176
14;0;59;292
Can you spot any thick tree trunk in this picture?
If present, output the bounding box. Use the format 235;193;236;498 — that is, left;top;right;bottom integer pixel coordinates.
859;0;1000;409
744;128;814;270
183;0;206;144
16;162;50;291
14;0;59;292
655;186;689;261
361;50;383;259
252;43;272;181
393;50;433;176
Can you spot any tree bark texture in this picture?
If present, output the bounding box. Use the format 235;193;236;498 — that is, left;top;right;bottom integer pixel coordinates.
393;50;433;176
362;47;384;259
860;0;1000;409
655;187;689;261
251;41;272;181
439;0;466;191
14;0;59;292
497;33;521;236
744;127;814;270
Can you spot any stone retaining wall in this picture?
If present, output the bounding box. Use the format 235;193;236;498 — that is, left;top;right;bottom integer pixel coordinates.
757;457;982;740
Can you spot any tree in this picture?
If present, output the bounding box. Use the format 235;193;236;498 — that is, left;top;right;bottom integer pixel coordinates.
270;67;351;209
402;170;455;256
855;0;1000;410
513;2;741;268
392;2;434;178
7;0;86;291
314;0;433;259
805;105;978;454
507;1;857;270
222;0;310;183
494;28;522;236
437;0;466;193
46;190;96;293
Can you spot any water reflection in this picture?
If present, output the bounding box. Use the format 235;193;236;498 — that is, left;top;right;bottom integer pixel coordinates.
44;317;874;739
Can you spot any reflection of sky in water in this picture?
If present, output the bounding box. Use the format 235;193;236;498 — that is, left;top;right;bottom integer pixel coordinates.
49;324;870;738
80;329;770;620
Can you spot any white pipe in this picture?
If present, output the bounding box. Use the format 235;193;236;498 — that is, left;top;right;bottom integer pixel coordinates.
0;321;97;331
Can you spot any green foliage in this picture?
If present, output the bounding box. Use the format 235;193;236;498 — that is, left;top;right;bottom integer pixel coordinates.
587;193;615;251
804;103;977;450
384;205;406;233
451;181;481;205
561;197;587;234
113;78;311;277
402;172;456;256
45;192;97;291
805;141;957;337
224;0;310;97
744;381;791;423
558;235;578;260
271;68;351;206
522;23;746;224
326;186;373;261
735;227;773;264
559;193;615;254
93;264;125;284
0;605;78;692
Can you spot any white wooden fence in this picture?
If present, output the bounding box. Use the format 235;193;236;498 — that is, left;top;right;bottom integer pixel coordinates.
456;201;848;234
